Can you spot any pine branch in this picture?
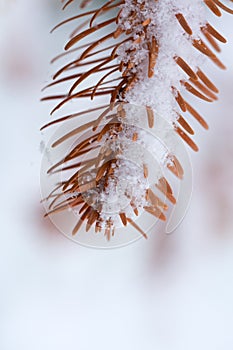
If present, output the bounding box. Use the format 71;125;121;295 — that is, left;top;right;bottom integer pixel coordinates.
42;0;232;240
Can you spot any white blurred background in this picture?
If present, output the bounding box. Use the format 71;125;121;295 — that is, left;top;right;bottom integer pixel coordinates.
0;1;233;349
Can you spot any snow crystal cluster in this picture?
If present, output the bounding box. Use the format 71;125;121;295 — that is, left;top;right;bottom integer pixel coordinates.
82;103;174;228
117;0;207;122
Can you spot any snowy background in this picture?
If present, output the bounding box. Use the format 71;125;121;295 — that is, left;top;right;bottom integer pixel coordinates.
0;1;233;349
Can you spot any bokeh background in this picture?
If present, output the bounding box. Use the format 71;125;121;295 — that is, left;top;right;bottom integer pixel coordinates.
0;1;233;349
